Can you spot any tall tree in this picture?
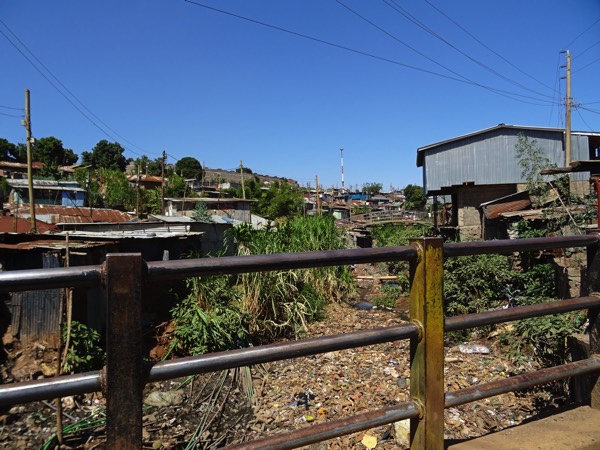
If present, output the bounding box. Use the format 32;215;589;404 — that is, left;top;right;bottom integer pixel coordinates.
362;182;382;196
81;140;127;171
175;156;203;180
403;184;427;209
0;138;26;162
32;136;77;179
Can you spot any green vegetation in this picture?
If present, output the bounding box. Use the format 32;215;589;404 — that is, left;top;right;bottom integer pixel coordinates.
62;321;105;374
192;201;213;222
403;184;427;209
371;223;432;296
362;182;382;196
169;215;356;353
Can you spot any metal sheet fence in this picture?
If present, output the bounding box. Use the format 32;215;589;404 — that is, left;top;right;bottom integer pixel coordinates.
0;234;599;449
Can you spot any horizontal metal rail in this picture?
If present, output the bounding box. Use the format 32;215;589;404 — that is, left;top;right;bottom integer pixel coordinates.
0;234;599;448
0;323;420;406
445;296;600;332
445;356;600;408
444;234;599;258
3;295;597;406
145;245;418;282
224;401;421;450
221;356;600;450
0;234;596;293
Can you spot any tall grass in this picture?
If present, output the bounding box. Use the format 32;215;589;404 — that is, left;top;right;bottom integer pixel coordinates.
229;216;355;339
172;215;357;352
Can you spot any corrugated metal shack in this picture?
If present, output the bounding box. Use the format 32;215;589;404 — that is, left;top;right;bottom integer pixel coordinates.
0;217;232;347
416;124;600;239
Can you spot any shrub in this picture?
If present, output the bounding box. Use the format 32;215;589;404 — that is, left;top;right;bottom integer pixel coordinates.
62;321;105;374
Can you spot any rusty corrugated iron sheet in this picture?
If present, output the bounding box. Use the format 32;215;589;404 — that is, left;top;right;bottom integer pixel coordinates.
0;238;112;251
482;198;532;220
8;205;134;224
0;217;58;233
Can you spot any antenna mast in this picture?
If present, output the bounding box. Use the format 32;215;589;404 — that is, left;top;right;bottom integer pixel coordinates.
340;148;345;192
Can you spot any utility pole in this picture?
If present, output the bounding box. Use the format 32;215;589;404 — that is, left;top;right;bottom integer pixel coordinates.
240;160;246;200
136;162;141;216
24;89;36;233
161;150;166;215
340;148;345;193
562;50;572;166
315;175;321;216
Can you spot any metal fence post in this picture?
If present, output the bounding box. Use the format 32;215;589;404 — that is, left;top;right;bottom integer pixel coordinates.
586;233;600;408
103;253;145;449
409;237;444;449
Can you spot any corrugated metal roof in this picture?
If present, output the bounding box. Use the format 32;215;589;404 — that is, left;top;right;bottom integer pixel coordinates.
481;199;531;220
0;239;111;251
7;179;85;192
9;205;134;224
417;124;600;164
0;216;58;233
417;125;594;194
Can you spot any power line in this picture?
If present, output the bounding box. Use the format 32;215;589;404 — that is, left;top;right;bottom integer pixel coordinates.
0;105;23;110
575;107;595;131
382;0;554;99
0;18;154;159
337;0;552;105
579;106;600;116
574;55;600;74
184;0;557;107
572;38;600;60
0;111;23;118
565;16;600;48
422;0;555;93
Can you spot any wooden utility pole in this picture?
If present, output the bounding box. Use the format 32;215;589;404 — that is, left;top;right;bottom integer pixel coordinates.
565;50;572;166
240;160;246;200
24;89;36;233
315;175;321;216
136;162;141;216
161;150;166;214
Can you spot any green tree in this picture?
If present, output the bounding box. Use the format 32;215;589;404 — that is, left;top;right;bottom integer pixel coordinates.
81;140;127;172
362;182;382;196
192;201;213;222
403;184;427;209
0;138;26;162
32;136;77;179
515;133;555;204
256;182;304;220
165;172;188;198
98;168;135;209
175;156;203;180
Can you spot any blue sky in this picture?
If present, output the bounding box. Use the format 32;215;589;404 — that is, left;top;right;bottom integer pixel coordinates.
2;1;599;191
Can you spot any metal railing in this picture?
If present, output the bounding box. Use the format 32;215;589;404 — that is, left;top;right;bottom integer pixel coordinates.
1;235;600;449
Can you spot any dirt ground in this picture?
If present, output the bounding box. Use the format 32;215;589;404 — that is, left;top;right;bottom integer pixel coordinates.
0;264;566;449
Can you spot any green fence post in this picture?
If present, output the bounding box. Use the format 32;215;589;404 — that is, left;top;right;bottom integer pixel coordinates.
409;237;445;449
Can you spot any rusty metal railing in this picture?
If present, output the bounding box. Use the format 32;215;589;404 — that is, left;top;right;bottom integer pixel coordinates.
0;235;600;449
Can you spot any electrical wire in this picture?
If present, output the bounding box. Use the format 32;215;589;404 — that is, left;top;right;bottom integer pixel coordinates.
185;0;557;107
0;105;23;110
422;0;555;92
565;16;600;48
382;0;554;100
0;111;23;118
574;55;600;74
0;18;155;159
572;38;600;60
575;107;595;131
578;106;600;116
